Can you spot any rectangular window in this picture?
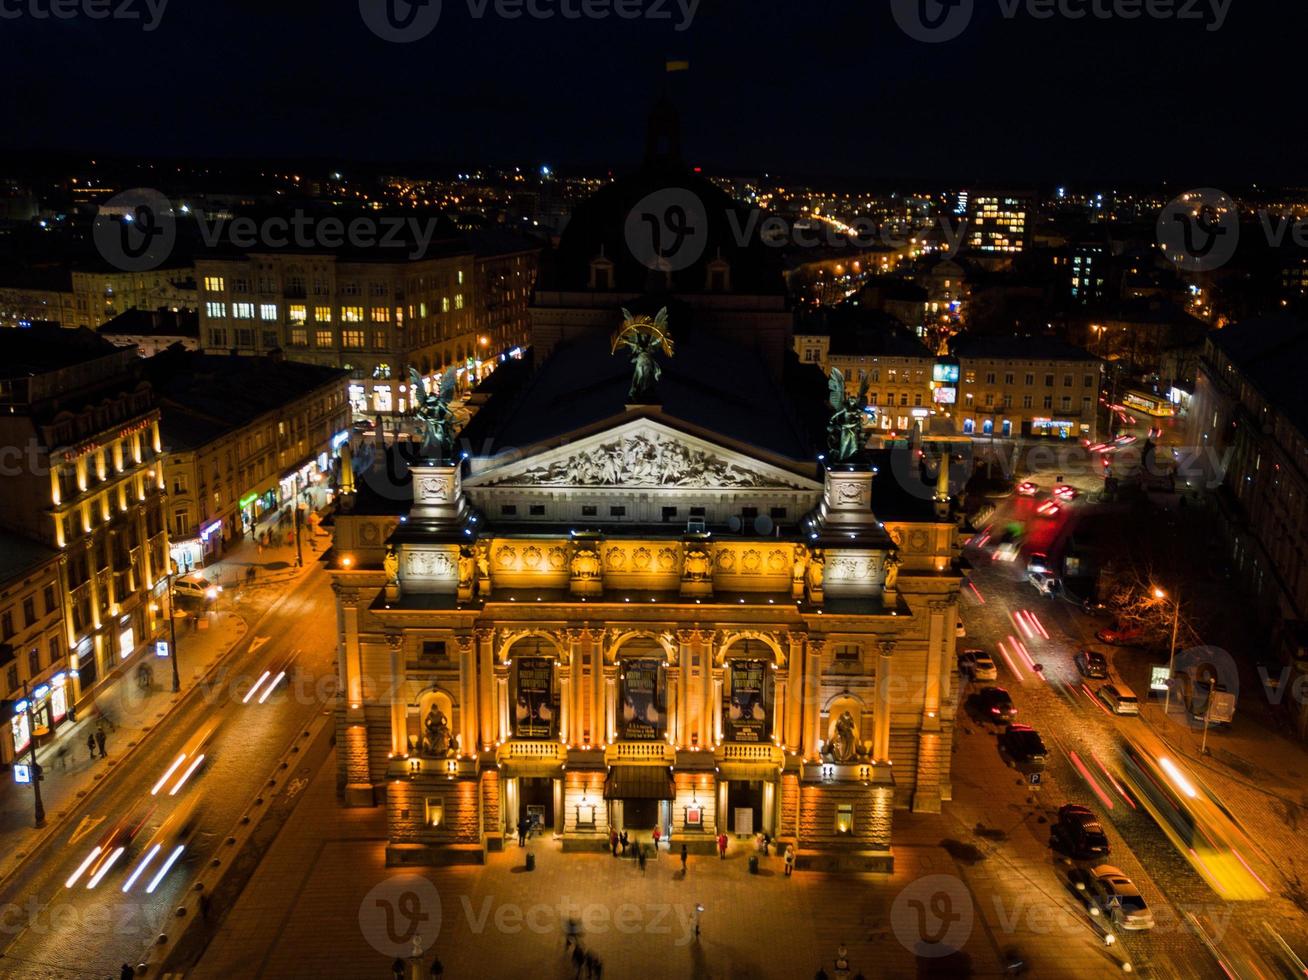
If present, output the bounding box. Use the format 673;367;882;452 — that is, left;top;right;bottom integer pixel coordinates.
985;372;996;385
441;297;450;313
529;504;546;516
315;330;333;348
454;293;464;310
0;612;12;639
835;803;854;835
22;597;35;627
1024;373;1035;386
374;331;388;350
609;506;626;517
206;301;226;318
314;306;332;323
371;306;390;322
770;507;788;519
290;328;308;347
662;506;678;521
288;304;307;324
28;648;40;676
1043;395;1053;409
209;328;228;347
581;505;597;516
232;302;254;319
259;303;278;321
1004;372;1014;385
203;276;225;292
341;330;365;349
689;506;706;517
235;328;254;348
424;797;444;829
261;330;277;349
43;585;56;614
1063;374;1073;387
1044;374;1055;387
500;505;517;516
1084;374;1094;387
342;306;364;323
1022;394;1033;408
1061;395;1072;410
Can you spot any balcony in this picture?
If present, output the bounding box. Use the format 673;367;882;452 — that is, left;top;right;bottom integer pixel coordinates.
604;742;674;766
715;743;784;767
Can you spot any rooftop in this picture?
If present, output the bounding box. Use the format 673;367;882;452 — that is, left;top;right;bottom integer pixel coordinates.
99;307;199;339
0;324;128;380
0;529;59;586
949;334;1098;362
1210;314;1308;437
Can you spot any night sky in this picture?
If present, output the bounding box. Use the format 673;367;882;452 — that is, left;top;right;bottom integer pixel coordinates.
2;0;1303;183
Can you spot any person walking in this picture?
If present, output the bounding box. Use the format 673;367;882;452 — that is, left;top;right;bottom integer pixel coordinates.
120;964;135;980
619;830;629;856
564;916;580;950
680;843;688;875
571;943;585;979
55;744;69;771
583;951;597;979
784;846;795;877
652;825;661;850
94;726;107;759
392;957;405;980
717;832;727;859
87;732;98;761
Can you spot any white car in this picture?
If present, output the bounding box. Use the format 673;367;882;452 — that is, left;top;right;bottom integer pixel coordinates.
173;576;218;602
958;649;998;682
1098;683;1140;715
1090;866;1155;930
955;619;967;638
1028;571;1059;596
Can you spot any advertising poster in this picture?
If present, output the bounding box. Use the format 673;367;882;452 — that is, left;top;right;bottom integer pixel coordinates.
724;660;770;743
514;657;555;737
619;659;666;741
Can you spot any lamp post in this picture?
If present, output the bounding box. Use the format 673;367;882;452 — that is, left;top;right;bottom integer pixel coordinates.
1156;587;1181;716
21;682;45;828
167;566;181;693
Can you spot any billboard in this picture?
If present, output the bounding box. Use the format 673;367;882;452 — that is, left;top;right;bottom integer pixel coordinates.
513;657;555;738
933;386;957;405
619;659;667;741
933;363;960;384
724;660;771;743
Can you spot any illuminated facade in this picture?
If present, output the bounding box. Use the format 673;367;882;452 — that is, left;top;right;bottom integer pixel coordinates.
0;327;168;707
967;194;1030;255
0;266;195;331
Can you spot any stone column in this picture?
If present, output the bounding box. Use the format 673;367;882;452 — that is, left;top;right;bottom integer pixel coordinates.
874;641;896;763
477;629;495;749
924;601;948;726
785;632;804;752
701;632;717;748
676;630;694;747
805;638;824;760
773;676;786;748
334;585;364;720
603;669;617;744
590;629;604;746
665;666;679;748
559;674;571;745
387;632;407;757
711;670;724;746
496;673;510;742
566;629;584;747
458;634;478;755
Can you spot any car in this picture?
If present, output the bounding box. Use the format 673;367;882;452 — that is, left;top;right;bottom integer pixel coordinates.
1016;481;1039;496
958;649;998;682
1026;552;1051;574
976;686;1017;724
1074;650;1109;679
1098;683;1139;715
956;619;967;638
994;541;1022;562
1052;804;1110;860
1089;866;1155;930
1028;570;1059;596
173;575;218;602
351;417;375;431
1053;484;1078;500
998;724;1048;771
1035;500;1061;518
1095;625;1143;646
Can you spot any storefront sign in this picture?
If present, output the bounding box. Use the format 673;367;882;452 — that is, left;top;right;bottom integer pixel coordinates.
513;657;555;738
10;711;30;756
684;805;702;828
619;659;666;741
50;684;67;724
331;430;350;450
13;763;30;785
199;520;223;542
724;660;771;743
1149;665;1171;693
156;640;170;659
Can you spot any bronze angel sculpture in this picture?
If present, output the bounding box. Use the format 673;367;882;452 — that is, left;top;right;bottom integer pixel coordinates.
827;367;871;462
409;365;458;461
613;307;674;402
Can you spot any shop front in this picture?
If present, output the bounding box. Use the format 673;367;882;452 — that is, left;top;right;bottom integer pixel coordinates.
3;671;72;767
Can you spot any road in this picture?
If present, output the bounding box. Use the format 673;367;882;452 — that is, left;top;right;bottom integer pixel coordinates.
0;564;337;979
959;478;1308;978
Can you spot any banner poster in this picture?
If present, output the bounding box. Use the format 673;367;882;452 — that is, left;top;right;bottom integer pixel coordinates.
620;659;666;740
724;659;770;743
514;657;555;737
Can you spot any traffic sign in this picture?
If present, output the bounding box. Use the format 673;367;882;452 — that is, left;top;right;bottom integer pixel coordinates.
1027;771;1042;786
155;640;170;658
13;764;30;784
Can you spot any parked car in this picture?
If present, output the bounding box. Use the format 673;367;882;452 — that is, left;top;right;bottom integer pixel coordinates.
1016;481;1039;496
958;649;998;682
976;686;1018;724
1074;650;1109;679
956;619;967;638
1096;625;1144;646
173;575;218;602
998;724;1048;771
1053;484;1078;500
1089;866;1155;930
1098;683;1140;715
1052;804;1110;860
1028;571;1059;596
1026;552;1051;574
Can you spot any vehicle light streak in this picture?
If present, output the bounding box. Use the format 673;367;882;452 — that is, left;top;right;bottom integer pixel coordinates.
1026;611;1050;640
967;581;986;604
66;847;102;888
145;845;185;894
1091;751;1135;808
996;639;1023;679
86;846;125;889
122;843;161;893
1159;756;1198;798
257;671;285;704
1069;750;1114;809
243;670;271;704
152;753;188;795
1012;611;1035;640
170;754;206;795
1081;684;1113;715
1231;848;1271;894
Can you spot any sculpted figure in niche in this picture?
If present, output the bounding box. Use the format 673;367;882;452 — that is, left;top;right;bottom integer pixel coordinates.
824;710;860;764
421;704;454;758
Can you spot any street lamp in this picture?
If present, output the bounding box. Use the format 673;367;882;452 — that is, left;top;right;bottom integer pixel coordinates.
20;682;45;828
1155;587;1181;716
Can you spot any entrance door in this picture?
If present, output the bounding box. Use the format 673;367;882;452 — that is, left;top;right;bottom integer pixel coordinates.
519;776;554;831
726;780;763;836
733;807;754;836
624;798;658;829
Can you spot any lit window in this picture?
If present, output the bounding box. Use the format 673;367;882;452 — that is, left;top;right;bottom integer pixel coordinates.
457;270;464;285
342;306;364;323
206;302;227;318
315;330;333;348
232;302;254;319
288;304;307;324
203;276;225;292
454;294;464;310
835;803;854;834
314;306;332;323
370;306;390;323
290;329;307;347
260;304;278;321
441;297;450;313
342;330;365;349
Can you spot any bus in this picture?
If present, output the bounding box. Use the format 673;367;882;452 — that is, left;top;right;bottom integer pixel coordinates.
1121;389;1177;419
1118;736;1268;901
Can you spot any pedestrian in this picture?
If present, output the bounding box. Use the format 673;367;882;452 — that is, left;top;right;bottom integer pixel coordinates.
583;951;596;979
652;825;661;850
717;833;727;859
762;832;771;857
429;956;443;978
392;957;405;980
609;828;618;857
55;744;69;771
120;964;135;980
680;843;688;874
637;845;646;874
95;726;106;758
87;732;97;761
517;818;527;847
591;956;603;980
784;846;795;877
564;916;580;949
572;943;585;979
619;830;628;856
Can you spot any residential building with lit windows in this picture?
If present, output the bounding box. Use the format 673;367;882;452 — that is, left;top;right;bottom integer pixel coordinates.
327;119;967;871
0;326;169;708
142;349;351;571
967;193;1031;257
945;335;1103;443
0;533;71;767
1190;316;1308;727
0;266;195;330
467;230;542;360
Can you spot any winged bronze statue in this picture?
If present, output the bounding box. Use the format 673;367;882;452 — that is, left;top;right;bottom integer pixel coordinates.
612;307;674;402
826;366;872;462
409;365;459;461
